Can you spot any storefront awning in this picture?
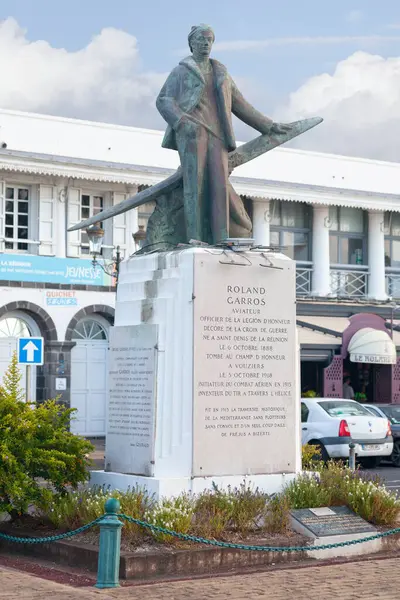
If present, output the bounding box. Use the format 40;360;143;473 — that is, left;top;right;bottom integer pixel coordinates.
348;327;397;365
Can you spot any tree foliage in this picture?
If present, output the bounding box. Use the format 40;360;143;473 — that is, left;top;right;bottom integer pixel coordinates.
0;353;93;518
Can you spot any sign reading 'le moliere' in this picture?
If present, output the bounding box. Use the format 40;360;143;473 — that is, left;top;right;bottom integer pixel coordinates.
192;252;298;478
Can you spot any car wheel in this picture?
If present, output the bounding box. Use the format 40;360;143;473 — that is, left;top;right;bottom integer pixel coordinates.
391;441;400;467
360;457;381;469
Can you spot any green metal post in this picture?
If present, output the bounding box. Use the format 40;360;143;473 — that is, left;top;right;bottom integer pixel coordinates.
348;443;356;471
95;498;123;589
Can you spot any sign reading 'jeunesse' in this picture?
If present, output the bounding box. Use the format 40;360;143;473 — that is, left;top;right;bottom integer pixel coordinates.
0;254;113;286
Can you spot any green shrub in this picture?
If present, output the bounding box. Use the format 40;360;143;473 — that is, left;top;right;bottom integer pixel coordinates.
301;444;322;471
42;485;154;541
283;462;400;526
284;473;331;509
144;494;194;543
229;482;267;535
0;353;93;519
192;488;234;538
264;494;291;534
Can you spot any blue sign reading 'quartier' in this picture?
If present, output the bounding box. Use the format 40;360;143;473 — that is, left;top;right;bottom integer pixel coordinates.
0;254;113;286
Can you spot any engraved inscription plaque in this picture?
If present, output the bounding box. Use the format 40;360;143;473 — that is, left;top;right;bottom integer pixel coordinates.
192;251;298;477
291;506;376;537
105;324;158;476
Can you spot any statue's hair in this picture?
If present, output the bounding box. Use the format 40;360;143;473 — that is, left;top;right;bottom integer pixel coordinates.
188;24;215;51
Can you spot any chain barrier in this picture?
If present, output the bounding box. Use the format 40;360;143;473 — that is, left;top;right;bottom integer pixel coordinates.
118;513;400;552
0;516;103;544
2;511;400;552
3;507;400;590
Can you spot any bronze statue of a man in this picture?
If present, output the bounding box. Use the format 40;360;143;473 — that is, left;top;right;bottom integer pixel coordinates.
156;24;290;244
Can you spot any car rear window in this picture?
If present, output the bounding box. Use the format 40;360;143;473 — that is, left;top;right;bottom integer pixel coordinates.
381;406;400;424
364;406;383;418
318;401;372;417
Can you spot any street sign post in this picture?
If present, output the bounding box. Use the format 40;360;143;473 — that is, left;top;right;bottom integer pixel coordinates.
17;337;44;404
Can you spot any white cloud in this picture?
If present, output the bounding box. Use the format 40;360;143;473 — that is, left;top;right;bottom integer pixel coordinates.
212;34;400;52
277;51;400;161
1;17;400;162
346;9;363;23
0;17;166;128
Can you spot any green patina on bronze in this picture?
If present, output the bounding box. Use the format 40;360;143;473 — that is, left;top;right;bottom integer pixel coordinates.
68;25;323;252
155;23;290;247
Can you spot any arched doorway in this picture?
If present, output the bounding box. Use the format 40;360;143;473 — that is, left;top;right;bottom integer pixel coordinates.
0;311;40;401
70;315;109;436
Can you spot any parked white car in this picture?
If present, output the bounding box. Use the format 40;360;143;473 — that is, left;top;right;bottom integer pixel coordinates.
301;398;393;468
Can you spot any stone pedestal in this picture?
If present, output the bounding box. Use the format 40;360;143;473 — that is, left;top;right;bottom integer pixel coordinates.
90;248;301;498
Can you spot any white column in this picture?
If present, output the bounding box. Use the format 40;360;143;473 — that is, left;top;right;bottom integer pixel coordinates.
368;210;387;300
252;199;270;246
311;206;331;296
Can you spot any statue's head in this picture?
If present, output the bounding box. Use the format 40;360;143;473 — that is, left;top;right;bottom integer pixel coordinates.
188;24;215;58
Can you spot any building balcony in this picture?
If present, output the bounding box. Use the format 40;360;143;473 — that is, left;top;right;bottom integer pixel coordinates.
330;265;369;299
296;263;375;300
296;262;313;297
386;268;400;299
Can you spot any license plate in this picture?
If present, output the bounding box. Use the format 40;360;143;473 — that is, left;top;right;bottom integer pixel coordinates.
362;444;381;451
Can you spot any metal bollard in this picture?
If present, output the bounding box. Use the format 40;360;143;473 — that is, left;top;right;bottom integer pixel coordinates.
95;498;123;589
348;443;356;471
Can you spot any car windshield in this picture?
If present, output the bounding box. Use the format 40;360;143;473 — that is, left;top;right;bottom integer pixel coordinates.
379;406;400;424
318;401;371;418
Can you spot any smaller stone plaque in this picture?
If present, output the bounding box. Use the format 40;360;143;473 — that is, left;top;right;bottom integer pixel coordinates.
309;507;335;517
291;506;376;538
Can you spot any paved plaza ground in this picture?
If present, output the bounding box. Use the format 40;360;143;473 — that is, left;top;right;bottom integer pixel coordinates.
1;557;400;599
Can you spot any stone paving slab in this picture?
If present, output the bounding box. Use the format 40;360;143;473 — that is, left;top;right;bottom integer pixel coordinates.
2;558;400;599
0;567;108;599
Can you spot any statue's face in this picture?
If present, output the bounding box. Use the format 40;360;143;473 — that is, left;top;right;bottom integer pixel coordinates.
191;30;214;58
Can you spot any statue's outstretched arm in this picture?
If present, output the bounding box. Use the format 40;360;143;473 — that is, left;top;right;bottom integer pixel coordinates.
230;78;275;135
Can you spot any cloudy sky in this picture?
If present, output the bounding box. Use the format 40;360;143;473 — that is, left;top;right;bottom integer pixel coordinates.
1;0;400;160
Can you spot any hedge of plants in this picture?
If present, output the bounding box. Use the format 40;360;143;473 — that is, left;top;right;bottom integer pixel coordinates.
36;460;400;546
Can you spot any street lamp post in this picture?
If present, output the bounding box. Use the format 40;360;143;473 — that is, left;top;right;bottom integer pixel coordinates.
133;226;146;251
86;225;122;286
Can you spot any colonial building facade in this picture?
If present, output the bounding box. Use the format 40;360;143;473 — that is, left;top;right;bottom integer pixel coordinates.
0;108;399;436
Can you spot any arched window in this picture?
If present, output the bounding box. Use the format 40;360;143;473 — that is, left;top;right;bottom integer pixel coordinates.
0;311;40;403
0;312;39;338
71;317;108;341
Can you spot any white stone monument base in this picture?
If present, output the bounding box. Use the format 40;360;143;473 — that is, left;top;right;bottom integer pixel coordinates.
309;532;381;560
90;470;297;499
94;247;301;500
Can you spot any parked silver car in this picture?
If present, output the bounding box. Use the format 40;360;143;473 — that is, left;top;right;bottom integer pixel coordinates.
302;398;393;468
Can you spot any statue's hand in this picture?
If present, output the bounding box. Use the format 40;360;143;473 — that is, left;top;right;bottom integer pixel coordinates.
270;122;292;135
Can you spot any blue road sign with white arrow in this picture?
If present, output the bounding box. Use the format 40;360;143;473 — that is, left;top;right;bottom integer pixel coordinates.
17;337;44;365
